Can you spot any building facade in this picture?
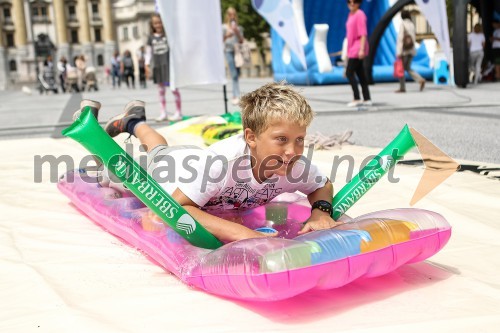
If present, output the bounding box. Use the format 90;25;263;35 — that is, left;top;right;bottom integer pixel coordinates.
0;0;155;90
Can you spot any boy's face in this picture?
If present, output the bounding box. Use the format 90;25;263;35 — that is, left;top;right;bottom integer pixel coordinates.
245;120;307;182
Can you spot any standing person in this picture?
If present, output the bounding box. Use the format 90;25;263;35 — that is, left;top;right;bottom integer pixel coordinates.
110;51;122;89
345;0;372;107
42;55;57;93
491;22;500;81
105;66;111;85
137;46;147;88
121;50;135;89
222;7;244;105
57;56;67;93
468;23;485;85
146;13;182;122
75;55;86;92
71;56;81;91
395;10;426;92
65;61;79;93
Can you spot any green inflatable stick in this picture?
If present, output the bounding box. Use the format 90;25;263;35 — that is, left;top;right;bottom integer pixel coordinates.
62;109;223;249
220;111;242;124
331;125;416;220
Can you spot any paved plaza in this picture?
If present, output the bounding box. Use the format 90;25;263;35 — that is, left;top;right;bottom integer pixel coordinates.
1;78;499;165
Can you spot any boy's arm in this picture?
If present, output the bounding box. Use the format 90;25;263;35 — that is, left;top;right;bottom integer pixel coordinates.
299;180;343;235
172;188;276;242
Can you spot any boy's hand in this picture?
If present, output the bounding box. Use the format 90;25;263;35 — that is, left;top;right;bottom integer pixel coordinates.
298;210;343;235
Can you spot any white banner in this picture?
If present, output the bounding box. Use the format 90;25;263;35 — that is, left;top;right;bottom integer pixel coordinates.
415;0;451;63
157;0;226;88
252;0;307;69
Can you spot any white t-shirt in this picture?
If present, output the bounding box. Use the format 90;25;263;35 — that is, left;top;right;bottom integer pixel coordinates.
468;32;485;53
154;134;327;212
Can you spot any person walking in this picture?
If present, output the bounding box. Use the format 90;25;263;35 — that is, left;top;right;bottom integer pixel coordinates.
121;50;135;89
137;46;147;88
345;0;372;107
468;23;485;85
75;55;86;92
110;51;122;89
395;10;425;92
57;56;67;93
146;13;182;122
222;7;244;105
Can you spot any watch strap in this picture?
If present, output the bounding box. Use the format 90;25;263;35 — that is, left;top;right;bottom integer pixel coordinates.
311;200;333;217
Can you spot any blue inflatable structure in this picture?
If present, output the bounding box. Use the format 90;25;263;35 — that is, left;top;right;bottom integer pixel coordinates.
272;0;433;85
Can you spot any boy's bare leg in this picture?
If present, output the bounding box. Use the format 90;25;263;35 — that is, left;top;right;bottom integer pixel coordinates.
134;123;168;152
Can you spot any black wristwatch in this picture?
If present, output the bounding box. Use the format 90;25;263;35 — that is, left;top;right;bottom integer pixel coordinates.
311;200;333;217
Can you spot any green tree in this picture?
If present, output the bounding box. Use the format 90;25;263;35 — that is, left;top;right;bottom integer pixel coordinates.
221;0;270;53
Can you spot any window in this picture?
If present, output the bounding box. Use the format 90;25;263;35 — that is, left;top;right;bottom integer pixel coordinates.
92;2;99;20
133;26;139;39
3;6;12;23
97;54;104;66
6;32;14;47
123;27;129;41
68;3;77;21
9;59;17;72
94;28;102;42
32;1;49;23
70;29;79;43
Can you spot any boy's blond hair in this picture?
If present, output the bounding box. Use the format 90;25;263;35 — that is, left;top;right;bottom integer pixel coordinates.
240;82;314;135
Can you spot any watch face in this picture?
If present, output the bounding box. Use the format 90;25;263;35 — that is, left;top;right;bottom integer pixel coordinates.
318;201;330;209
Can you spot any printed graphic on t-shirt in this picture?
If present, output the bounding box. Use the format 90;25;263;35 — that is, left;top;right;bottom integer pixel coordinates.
152;37;169;55
204;182;282;211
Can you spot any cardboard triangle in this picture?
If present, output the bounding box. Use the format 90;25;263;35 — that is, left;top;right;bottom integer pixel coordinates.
409;128;459;205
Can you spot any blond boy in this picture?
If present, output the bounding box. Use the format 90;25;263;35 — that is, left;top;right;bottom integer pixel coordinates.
89;82;340;242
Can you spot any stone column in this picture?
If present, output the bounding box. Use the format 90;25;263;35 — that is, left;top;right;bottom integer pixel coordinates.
0;45;7;90
101;0;116;67
53;0;69;60
78;0;93;66
12;0;30;85
12;0;27;47
0;50;8;90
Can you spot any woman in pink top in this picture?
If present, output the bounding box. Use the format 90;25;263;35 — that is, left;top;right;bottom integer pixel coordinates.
345;0;371;107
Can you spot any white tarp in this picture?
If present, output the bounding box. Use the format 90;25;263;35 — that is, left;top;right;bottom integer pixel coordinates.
2;127;500;332
157;0;226;88
415;0;452;63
